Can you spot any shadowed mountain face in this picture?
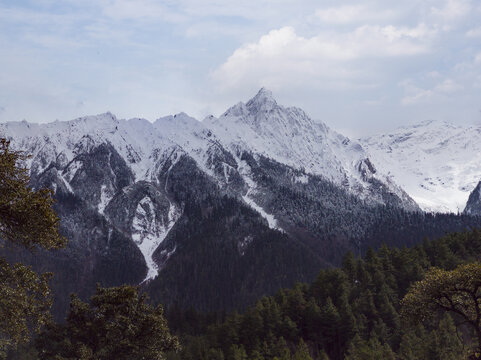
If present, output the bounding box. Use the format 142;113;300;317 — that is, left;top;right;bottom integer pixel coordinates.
465;181;481;216
1;90;480;318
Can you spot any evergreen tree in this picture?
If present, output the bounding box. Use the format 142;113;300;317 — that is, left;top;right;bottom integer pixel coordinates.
272;337;291;360
35;285;179;360
345;334;395;360
397;325;429;360
432;315;465;360
292;339;312;360
228;345;248;360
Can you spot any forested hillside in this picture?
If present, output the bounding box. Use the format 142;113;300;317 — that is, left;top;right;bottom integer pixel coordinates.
166;229;481;360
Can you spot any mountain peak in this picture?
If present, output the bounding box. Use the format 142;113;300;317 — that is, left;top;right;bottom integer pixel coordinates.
246;87;277;112
256;87;273;98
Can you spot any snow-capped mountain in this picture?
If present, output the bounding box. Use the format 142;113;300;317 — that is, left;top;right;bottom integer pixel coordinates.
204;88;418;211
0;112;231;283
360;120;481;213
0;89;420;284
3;89;480;316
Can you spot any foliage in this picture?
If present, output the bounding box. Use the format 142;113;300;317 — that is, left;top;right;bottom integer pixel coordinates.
0;139;64;250
0;139;65;357
401;263;481;358
344;334;395;360
35;285;179;360
166;228;481;360
0;259;52;358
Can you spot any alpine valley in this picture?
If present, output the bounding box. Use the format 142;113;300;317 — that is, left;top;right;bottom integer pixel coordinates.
1;89;480;318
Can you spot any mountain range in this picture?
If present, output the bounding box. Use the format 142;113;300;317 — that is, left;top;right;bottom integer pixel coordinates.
360;119;481;214
1;88;480;317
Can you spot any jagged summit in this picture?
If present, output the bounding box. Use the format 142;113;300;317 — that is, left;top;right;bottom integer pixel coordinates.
246;87;277;112
203;89;419;211
221;88;278;118
217;88;315;130
1;90;419;217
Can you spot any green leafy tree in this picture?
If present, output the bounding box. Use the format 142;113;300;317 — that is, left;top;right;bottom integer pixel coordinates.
35;285;179;360
401;263;481;358
0;139;65;356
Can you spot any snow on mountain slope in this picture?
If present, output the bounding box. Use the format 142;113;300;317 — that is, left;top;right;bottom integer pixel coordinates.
0;114;185;280
0;89;426;279
154;112;225;178
204;88;418;210
132;196;181;282
0;113;176;180
0;109;282;277
360;120;481;213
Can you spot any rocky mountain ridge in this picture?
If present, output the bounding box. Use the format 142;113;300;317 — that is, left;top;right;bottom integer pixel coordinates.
1;89;480;317
0;89;421;282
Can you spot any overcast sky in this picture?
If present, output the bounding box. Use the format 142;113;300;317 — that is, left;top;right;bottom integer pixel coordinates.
1;0;481;136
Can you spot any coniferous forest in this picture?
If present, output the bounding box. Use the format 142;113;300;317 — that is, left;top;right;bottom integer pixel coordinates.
9;228;481;359
164;229;481;360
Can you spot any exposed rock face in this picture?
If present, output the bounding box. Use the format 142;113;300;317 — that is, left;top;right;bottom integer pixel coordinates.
464;181;481;216
204;88;419;212
3;89;480;317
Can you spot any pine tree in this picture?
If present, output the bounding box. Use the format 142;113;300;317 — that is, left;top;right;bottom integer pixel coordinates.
318;349;329;360
432;315;466;360
272;337;291;360
228;344;248;360
292;339;312;360
345;333;394;360
397;325;429;360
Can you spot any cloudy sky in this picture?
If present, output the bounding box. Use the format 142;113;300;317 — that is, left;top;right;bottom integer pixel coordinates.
1;0;481;136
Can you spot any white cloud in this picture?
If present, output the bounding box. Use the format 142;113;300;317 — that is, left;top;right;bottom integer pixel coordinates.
315;5;395;25
213;25;434;91
401;78;463;105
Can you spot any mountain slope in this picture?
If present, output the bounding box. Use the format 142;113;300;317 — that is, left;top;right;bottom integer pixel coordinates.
360;120;481;213
465;181;481;216
1;90;480;317
204;88;418;212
